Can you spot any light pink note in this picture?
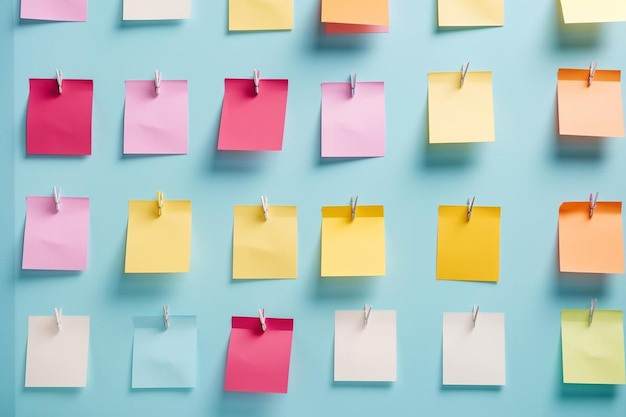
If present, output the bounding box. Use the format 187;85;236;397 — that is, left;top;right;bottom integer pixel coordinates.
124;80;188;155
321;82;386;157
21;0;87;21
23;196;90;271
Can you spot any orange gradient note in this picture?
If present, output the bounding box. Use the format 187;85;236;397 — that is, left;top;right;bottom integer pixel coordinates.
321;0;389;26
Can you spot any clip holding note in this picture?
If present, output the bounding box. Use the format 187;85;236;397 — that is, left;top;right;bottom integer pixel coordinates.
155;70;162;96
260;196;269;221
364;303;372;326
53;186;61;212
258;308;267;332
589;298;597;325
467;196;475;221
253;69;260;95
472;305;479;328
54;307;62;330
588;61;599;86
589;192;599;218
56;69;63;94
163;305;169;330
350;73;357;97
156;191;164;217
350;196;358;221
460;62;470;88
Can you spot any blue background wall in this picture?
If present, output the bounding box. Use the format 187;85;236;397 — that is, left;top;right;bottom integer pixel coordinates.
6;1;626;416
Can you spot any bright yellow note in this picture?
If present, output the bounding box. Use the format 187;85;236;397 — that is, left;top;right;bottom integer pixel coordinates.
557;69;624;138
125;200;192;273
437;205;500;282
438;0;504;27
428;72;495;144
233;205;297;279
321;0;389;26
558;202;624;274
561;310;625;384
229;0;293;31
321;206;385;277
560;0;626;24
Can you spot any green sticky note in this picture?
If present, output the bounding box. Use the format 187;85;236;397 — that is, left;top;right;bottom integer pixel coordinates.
561;310;626;384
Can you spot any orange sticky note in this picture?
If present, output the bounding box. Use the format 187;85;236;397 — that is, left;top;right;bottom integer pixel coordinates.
558;201;624;274
557;68;624;138
321;0;389;26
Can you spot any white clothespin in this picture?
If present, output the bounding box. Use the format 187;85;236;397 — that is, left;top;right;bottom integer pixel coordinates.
589;192;598;218
364;303;372;326
589;298;597;325
258;308;267;332
157;191;164;217
588;61;598;86
460;62;470;88
467;196;475;221
350;196;358;221
253;69;260;95
350;73;357;97
54;307;62;330
163;305;169;330
56;69;63;94
260;196;269;220
472;305;479;328
53;186;61;212
154;70;162;96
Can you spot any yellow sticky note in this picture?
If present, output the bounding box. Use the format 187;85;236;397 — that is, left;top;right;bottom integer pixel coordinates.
428;72;495;144
438;0;504;27
321;206;385;277
560;0;626;24
558;202;624;274
125;200;192;273
233;205;297;279
561;310;625;384
229;0;293;31
437;205;500;282
321;0;389;26
557;69;624;138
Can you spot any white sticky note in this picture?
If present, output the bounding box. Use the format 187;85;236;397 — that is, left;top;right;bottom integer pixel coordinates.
442;312;505;385
334;310;397;382
123;0;190;20
25;316;90;387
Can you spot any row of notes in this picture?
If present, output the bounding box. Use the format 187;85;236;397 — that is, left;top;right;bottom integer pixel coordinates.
22;192;625;277
26;67;624;156
25;304;626;389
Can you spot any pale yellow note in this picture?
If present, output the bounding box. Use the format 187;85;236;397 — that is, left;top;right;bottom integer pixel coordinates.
560;0;626;24
561;310;625;384
229;0;293;31
125;200;192;273
437;205;500;282
233;205;297;279
428;72;495;144
321;206;385;277
438;0;504;27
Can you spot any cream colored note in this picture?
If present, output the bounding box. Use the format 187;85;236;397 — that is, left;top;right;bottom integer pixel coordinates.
560;0;626;24
123;0;190;20
229;0;293;31
438;0;504;27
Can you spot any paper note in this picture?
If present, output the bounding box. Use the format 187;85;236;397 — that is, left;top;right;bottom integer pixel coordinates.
560;0;626;24
124;80;188;155
558;202;624;274
437;205;500;282
428;72;495;143
324;23;389;34
233;205;297;279
557;69;624;137
218;78;289;151
321;206;385;277
321;0;389;26
123;0;190;20
321;82;386;157
437;0;504;27
21;0;87;21
225;316;294;393
229;0;293;31
125;199;192;273
562;310;625;384
22;196;89;271
132;316;197;388
25;315;90;387
334;310;397;382
443;312;505;385
27;79;93;155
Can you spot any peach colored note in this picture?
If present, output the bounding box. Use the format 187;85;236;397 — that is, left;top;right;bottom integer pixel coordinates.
321;0;389;26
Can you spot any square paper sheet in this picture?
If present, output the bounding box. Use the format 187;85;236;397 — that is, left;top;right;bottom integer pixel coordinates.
560;0;626;24
229;0;293;31
437;0;504;27
21;0;87;21
123;0;190;20
321;0;389;26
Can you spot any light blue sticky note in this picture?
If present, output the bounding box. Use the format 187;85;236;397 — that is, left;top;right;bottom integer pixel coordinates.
132;316;197;388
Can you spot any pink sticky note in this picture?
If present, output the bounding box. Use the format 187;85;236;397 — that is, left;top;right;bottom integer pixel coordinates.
23;196;90;271
124;80;188;155
21;0;87;22
217;78;288;151
27;79;93;156
324;23;389;34
224;316;294;393
321;82;386;157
